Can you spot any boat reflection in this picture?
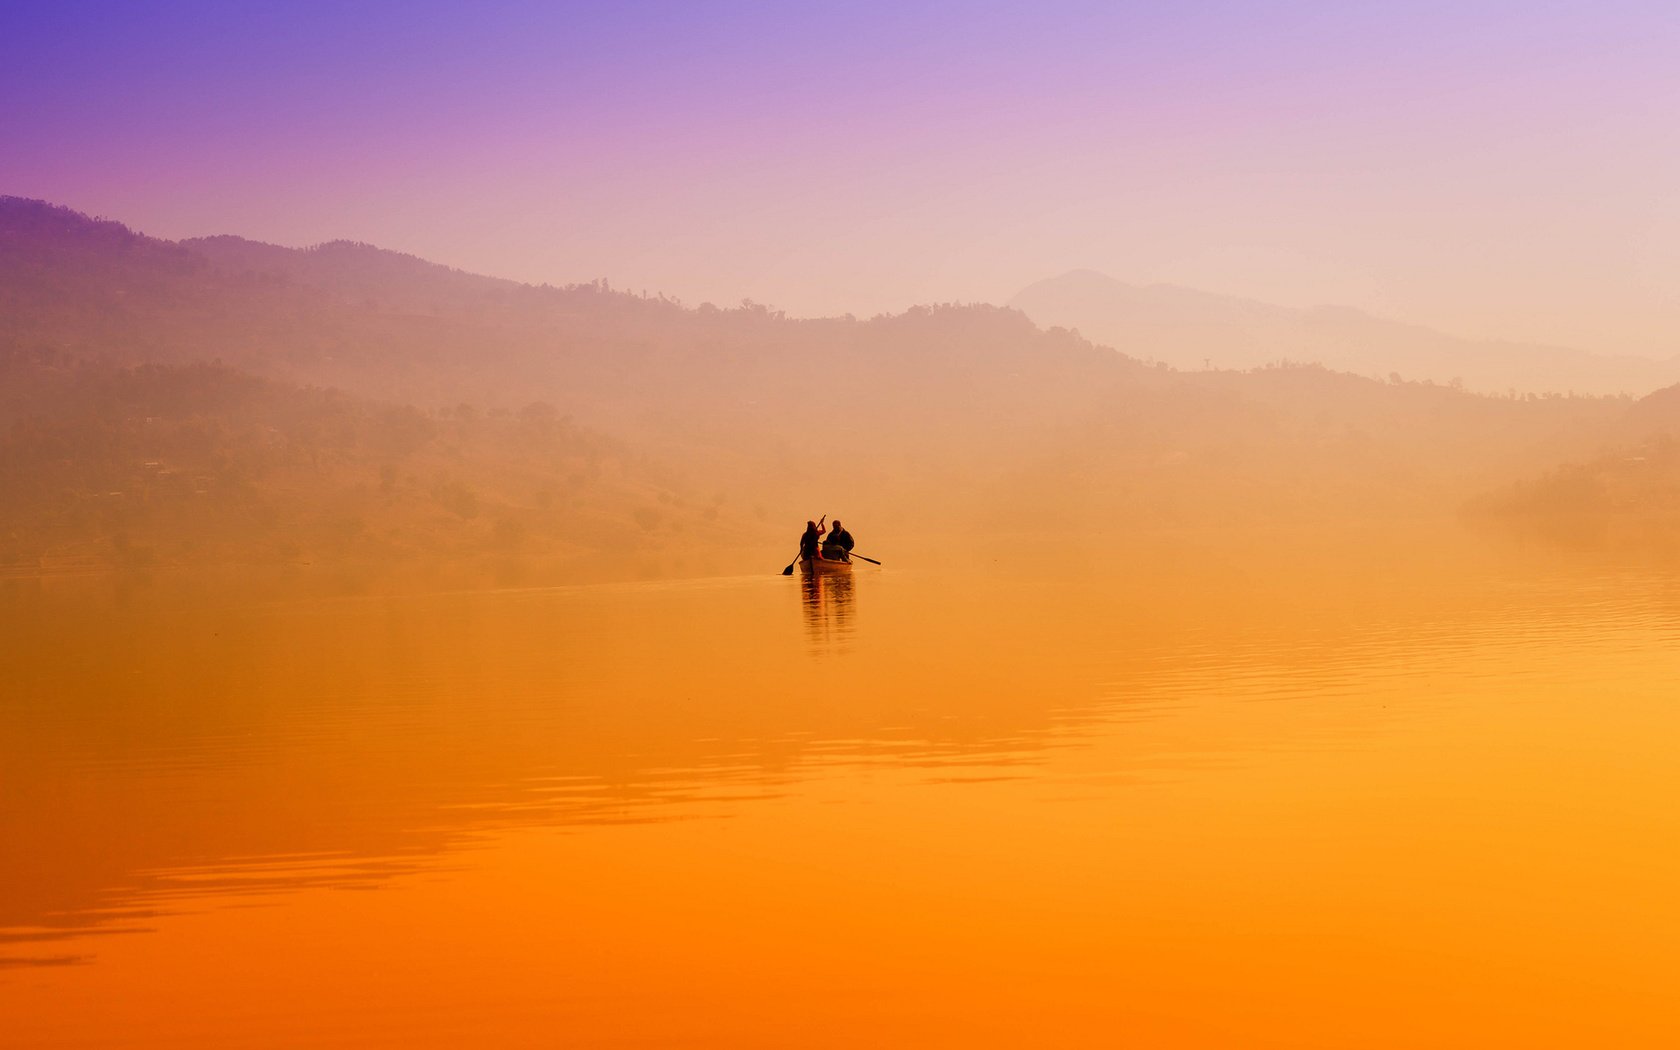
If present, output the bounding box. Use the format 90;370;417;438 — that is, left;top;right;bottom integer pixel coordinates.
798;567;856;653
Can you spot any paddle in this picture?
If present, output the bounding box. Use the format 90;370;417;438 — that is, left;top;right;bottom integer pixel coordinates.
848;552;882;566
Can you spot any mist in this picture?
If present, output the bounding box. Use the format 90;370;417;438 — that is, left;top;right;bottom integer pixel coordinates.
8;198;1675;584
8;6;1680;1043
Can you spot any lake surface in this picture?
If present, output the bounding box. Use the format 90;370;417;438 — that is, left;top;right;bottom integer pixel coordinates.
4;525;1678;1047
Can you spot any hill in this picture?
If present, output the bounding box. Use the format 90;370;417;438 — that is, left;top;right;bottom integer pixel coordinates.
0;197;1644;573
1475;379;1680;548
0;349;748;579
1010;270;1679;397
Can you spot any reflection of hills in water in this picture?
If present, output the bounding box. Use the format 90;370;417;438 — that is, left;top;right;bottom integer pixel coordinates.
799;569;856;654
4;526;1678;968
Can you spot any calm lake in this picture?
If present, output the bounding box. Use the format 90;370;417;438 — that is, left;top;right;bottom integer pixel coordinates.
4;524;1678;1047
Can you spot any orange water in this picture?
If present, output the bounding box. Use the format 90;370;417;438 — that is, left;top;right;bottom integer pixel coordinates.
4;526;1677;1047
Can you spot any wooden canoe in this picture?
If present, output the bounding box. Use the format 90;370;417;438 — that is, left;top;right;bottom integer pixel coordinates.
799;555;853;574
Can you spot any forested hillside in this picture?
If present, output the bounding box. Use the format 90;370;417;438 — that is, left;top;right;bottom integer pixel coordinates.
1476;381;1680;547
4;196;1668;573
0;350;739;578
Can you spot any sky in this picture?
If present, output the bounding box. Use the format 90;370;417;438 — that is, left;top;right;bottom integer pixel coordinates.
5;0;1680;355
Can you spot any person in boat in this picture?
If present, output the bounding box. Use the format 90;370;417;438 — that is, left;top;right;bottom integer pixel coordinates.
799;519;826;564
822;520;854;561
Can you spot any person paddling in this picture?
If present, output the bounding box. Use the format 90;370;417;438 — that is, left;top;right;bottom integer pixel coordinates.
799;516;826;565
822;519;854;561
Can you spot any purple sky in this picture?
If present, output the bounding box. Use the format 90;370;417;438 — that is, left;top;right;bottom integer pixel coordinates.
6;1;1680;353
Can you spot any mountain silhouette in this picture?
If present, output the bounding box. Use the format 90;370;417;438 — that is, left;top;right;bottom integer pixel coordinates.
5;196;1670;571
1010;269;1680;397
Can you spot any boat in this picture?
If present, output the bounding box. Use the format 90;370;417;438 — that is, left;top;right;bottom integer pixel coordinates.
800;555;853;575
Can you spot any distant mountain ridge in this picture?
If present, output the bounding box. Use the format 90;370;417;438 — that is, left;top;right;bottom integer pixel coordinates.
7;195;1680;568
1010;269;1680;397
182;234;517;314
